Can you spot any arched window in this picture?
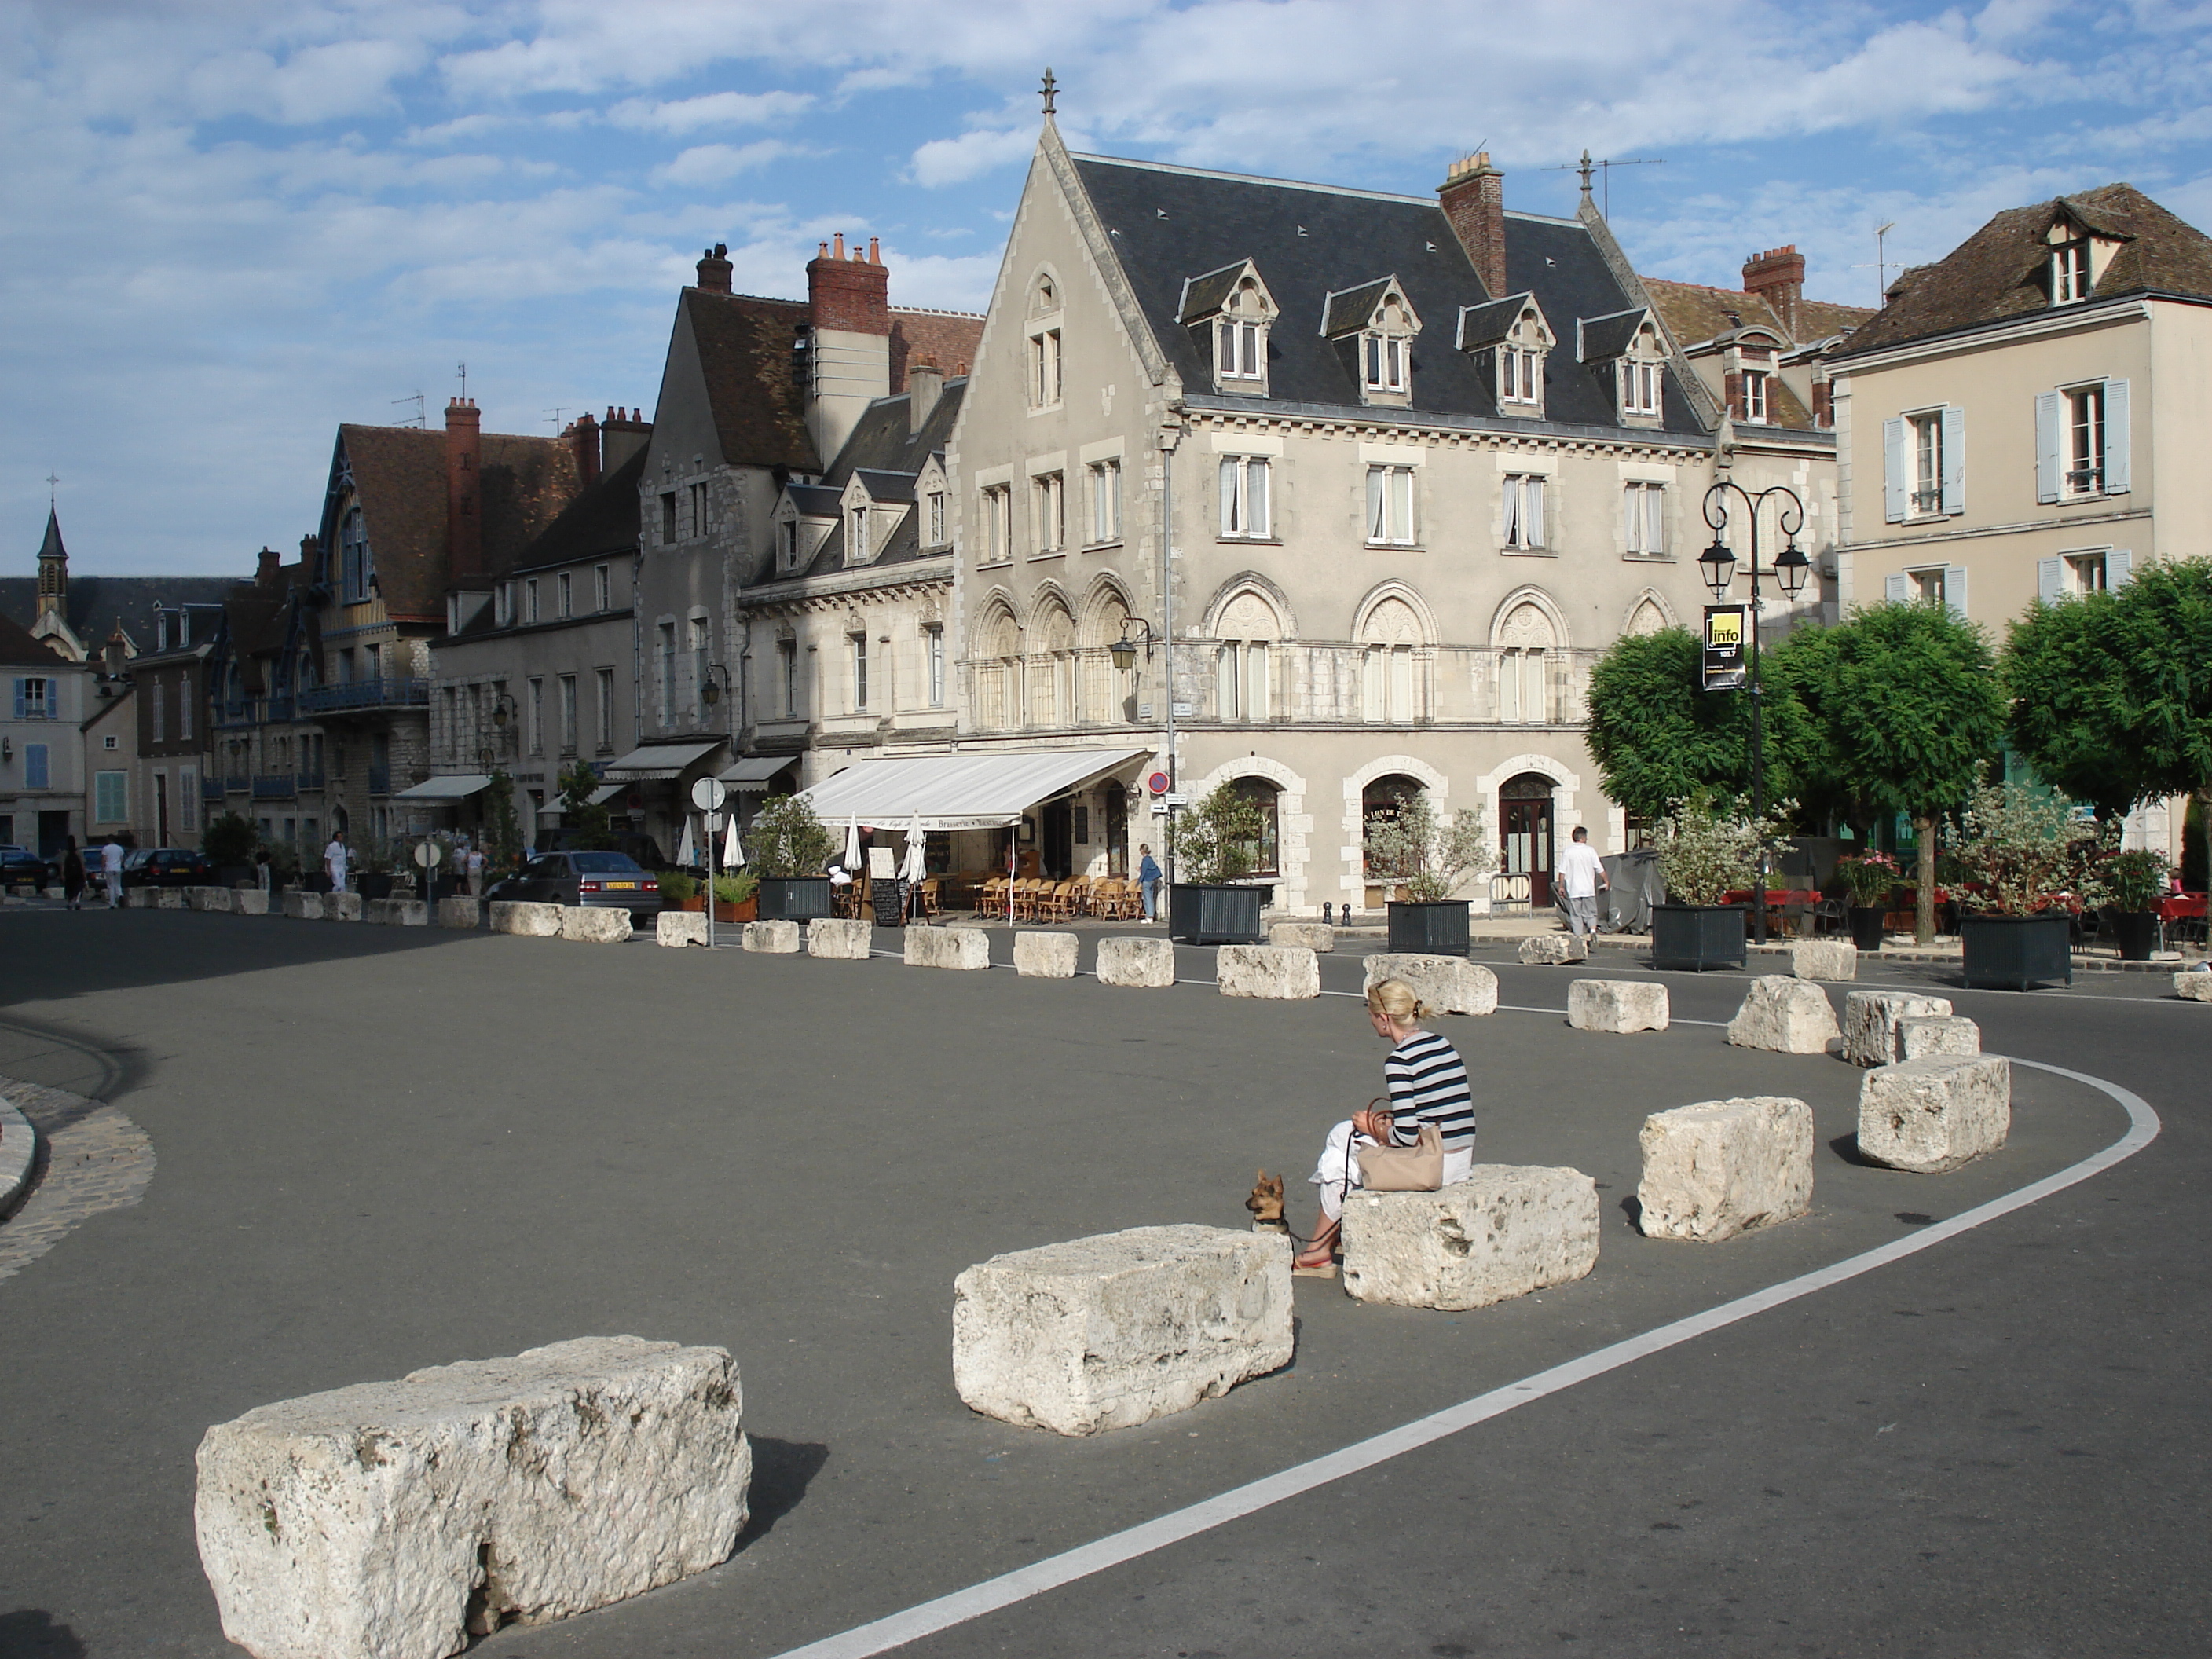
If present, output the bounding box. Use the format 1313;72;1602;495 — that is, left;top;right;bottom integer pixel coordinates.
1496;602;1558;724
976;608;1019;730
1230;777;1281;877
1028;602;1075;727
297;650;317;689
1214;589;1281;723
1361;774;1422;874
1360;597;1423;723
1083;594;1134;725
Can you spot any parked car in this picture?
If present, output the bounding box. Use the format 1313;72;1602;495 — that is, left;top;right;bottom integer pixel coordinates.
540;827;669;869
486;851;661;922
121;848;214;888
0;844;53;890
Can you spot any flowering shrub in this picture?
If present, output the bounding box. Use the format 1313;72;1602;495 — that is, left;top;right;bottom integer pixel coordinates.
1834;851;1903;906
1654;794;1792;907
2086;847;2170;913
1947;782;2084;914
1363;793;1498;903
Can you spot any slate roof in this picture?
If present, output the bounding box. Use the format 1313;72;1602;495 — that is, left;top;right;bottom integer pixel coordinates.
0;573;239;651
851;469;916;505
1455;293;1534;351
786;485;841;518
0;607;67;668
1835;183;2212;359
1068;155;1706;436
1178;261;1253;323
1576;307;1648;363
1320;277;1398;339
771;379;967;583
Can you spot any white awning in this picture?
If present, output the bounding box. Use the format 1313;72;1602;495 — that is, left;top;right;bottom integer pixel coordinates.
603;741;723;781
795;749;1148;833
392;774;493;801
720;756;796;791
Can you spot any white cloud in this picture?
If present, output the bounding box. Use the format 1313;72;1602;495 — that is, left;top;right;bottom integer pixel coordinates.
651;140;799;186
910;126;1035;187
609;90;814;134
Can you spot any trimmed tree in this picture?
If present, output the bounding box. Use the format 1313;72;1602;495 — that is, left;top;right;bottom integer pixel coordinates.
558;761;618;851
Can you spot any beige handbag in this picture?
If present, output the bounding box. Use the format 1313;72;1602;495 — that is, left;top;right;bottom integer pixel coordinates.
1356;1120;1445;1192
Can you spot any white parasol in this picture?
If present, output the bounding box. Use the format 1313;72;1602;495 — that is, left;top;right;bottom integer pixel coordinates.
723;813;744;869
900;812;926;884
844;815;863;870
676;813;695;868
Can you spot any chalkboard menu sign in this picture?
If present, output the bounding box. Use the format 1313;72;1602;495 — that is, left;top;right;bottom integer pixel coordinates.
870;879;907;927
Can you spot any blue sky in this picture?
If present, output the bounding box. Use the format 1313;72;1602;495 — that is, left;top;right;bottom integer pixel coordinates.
7;0;2210;575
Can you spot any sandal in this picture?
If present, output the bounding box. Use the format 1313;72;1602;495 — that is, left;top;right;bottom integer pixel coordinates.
1291;1249;1339;1279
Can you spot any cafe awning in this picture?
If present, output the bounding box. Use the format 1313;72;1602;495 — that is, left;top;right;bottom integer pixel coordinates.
794;749;1148;833
540;784;624;817
392;774;493;801
603;741;723;782
719;756;796;791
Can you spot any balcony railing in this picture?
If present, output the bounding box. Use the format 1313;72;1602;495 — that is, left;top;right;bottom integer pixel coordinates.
368;766;391;797
251;775;296;800
224;775;251;794
298;678;430;715
201;777;226;802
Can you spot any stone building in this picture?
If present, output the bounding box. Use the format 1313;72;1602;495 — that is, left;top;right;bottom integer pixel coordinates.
0;507;234;663
1;607;93;856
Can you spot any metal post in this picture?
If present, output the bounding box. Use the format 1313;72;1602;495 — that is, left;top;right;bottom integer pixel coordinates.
1159;419;1180;887
705;807;716;951
1747;515;1767;947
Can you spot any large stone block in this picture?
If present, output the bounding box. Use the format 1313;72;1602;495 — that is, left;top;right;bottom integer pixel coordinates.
157;887;189;910
807;917;874;960
1726;976;1841;1055
1096;935;1176;988
1636;1097;1814;1242
489;901;561;938
1340;1166;1600;1310
1566;978;1669;1035
1896;1014;1980;1060
655;910;706;947
741;919;801;954
324;892;362;922
367;899;428;927
126;885;159;909
192;1336;749;1659
1858;1055;2012;1173
1361;954;1498;1016
1791;939;1858;981
1518;933;1588;965
186;885;234;914
435;896;480;931
233;889;269;917
1215;943;1319;999
1843;991;1954;1067
1013;929;1078;978
952;1225;1291;1437
2174;969;2212;1002
282;892;323;921
42;884;64;900
1268;921;1335;952
906;925;991;970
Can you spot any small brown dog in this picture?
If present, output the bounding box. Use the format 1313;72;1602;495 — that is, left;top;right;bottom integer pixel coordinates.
1245;1170;1287;1234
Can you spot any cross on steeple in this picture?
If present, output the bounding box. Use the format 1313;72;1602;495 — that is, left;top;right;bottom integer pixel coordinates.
45;470;58;507
1039;68;1057;117
1577;150;1595;200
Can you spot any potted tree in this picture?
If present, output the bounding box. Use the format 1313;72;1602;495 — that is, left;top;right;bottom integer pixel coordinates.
749;795;837;921
1834;851;1901;952
1363;793;1497;956
1949;780;2078;990
202;811;258;889
712;870;759;925
1166;783;1268;944
1650;795;1779;971
661;870;701;912
2092;846;2168;963
356;838;396;902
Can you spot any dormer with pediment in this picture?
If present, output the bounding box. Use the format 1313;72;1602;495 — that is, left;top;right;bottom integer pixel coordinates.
913;452;951;551
838;470;914;569
2044;199;2131;306
1577;307;1667;429
1456;292;1554;419
1177;259;1280;397
1321;276;1422;408
773;482;840;576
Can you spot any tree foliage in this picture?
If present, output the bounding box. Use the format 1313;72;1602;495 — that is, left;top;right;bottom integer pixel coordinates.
1169;782;1267;885
747;794;835;878
558;761;619;850
1363;793;1497;903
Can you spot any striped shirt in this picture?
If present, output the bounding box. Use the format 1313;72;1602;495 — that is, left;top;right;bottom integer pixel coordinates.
1383;1030;1476;1152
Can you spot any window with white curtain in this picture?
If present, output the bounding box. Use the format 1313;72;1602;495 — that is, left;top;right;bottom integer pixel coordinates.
1028;328;1062;408
1215;642;1271;722
1032;472;1065;554
1503;474;1545;548
981;485;1012;562
1218;456;1271;539
1499;347;1541;405
1498;651;1549;723
1366;466;1415;545
1623;482;1665;555
1088;459;1122;544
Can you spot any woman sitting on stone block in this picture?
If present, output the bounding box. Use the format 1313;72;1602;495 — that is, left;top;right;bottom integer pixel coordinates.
1295;979;1477;1274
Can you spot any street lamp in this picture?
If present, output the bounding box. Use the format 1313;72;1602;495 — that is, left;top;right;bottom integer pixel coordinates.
1699;478;1811;945
701;663;732;706
1107;617;1154;674
488;691;519;731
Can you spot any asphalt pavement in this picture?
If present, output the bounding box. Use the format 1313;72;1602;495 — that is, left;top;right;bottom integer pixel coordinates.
0;909;2203;1658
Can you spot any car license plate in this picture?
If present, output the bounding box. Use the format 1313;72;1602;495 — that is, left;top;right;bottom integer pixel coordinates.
606;881;638;890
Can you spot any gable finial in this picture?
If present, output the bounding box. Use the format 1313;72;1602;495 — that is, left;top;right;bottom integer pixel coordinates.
1577;149;1595;201
1040;68;1057;118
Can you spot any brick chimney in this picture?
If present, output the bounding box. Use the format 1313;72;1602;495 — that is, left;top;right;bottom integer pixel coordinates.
907;355;942;434
807;233;891;337
1742;244;1806;337
102;624;127;676
296;534;318;585
257;546;282;585
805;233;892;460
599;406;653;474
445;396;482;584
1438;152;1508;301
566;408;601;488
696;242;732;294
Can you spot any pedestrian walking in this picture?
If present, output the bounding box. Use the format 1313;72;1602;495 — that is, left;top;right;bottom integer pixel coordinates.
324;829;350;893
100;835;125;908
1137;843;1163;921
60;837;86;910
255;847;271;893
1558;824;1608;939
465;842;485;898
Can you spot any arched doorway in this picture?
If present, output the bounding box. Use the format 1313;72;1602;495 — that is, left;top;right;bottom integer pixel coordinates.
1361;773;1423;907
1500;771;1555;908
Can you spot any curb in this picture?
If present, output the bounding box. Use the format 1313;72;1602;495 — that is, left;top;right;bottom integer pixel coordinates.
0;1095;36;1221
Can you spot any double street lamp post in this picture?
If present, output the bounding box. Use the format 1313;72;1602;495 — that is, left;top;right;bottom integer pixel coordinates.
1697;479;1811;946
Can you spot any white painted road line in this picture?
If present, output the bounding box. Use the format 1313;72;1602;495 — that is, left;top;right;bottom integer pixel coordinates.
762;1058;2159;1659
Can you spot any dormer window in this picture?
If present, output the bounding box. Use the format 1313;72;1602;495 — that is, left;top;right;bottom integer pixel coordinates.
2053;240;2092;304
848;506;870;564
1364;332;1409;394
1324;278;1419;408
1741;369;1770;424
1500;348;1540;405
1217;317;1263;381
778;518;800;571
1459;293;1553;419
1621;359;1661;417
1180;260;1278;397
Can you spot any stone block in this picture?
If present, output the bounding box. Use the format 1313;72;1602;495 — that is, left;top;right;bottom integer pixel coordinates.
558;907;632;943
323;892;362;922
1725;976;1840;1055
951;1225;1291;1437
1636;1097;1815;1242
233;890;269;917
1518;933;1587;965
281;892;323;921
2174;969;2212;1002
1896;1014;1980;1060
42;884;64;900
1361;954;1499;1016
1567;978;1670;1035
125;885;156;908
807;917;874;960
192;1336;749;1659
435;896;480;931
366;899;428;927
740;919;801;954
655;910;706;947
1013;930;1079;978
1842;991;1954;1068
1095;935;1176;988
1268;921;1335;952
185;885;233;913
1215;943;1319;999
1340;1166;1599;1310
905;925;991;970
489;901;561;938
1791;939;1858;981
1858;1056;2012;1173
157;887;189;910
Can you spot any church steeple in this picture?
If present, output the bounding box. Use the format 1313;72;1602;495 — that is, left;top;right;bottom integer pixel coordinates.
37;507;66;606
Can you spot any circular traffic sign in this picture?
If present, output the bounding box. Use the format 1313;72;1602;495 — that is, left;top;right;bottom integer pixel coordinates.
1147;770;1170;795
413;841;443;867
690;777;729;811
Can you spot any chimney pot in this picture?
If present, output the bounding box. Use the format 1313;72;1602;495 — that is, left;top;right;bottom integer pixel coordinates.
258;546;282;586
832;232;845;260
868;236;880;264
1437;150;1508;301
1741;244;1807;338
695;242;733;294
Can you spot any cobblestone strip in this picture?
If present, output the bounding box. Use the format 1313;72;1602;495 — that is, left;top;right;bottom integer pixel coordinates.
0;1075;156;1285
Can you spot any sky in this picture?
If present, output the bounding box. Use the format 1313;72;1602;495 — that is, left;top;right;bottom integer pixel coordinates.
6;0;2210;576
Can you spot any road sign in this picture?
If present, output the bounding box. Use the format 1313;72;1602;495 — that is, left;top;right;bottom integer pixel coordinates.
690;777;728;811
1147;770;1171;796
1702;604;1748;692
413;840;443;867
1165;792;1188;808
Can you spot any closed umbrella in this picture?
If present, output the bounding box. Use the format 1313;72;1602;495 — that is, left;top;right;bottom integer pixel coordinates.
844;816;863;870
676;814;694;868
901;813;926;884
723;814;743;870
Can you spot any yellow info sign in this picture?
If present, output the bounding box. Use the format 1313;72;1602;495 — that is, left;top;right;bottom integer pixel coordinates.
1702;604;1748;690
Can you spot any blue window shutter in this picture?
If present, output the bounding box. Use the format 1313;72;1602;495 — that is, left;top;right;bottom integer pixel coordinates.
2034;391;2061;502
1940;405;1965;514
1944;565;1969;622
2103;378;2130;493
2107;548;2133;589
25;744;47;790
2037;558;2065;602
1884;572;1909;604
9;679;20;720
1883;418;1907;522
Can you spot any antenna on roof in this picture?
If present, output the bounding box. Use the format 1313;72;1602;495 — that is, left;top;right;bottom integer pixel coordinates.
390;391;425;428
456;361;468;401
1852;222;1901;306
1547;152;1663;217
548;407;568;432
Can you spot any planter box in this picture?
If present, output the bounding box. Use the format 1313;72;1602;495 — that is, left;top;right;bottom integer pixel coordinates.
2104;909;2159;962
713;898;757;925
1650;904;1749;972
756;877;833;922
357;873;395;902
1960;912;2072;990
215;865;255;889
1386;900;1470;957
1847;906;1887;952
1166;883;1265;945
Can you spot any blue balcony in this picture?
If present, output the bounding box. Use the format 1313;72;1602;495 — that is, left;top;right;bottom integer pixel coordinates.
224;775;251;794
201;777;225;802
298;678;430;715
252;775;295;800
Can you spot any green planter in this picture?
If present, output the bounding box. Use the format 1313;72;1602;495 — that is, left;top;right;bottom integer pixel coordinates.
1650;904;1748;971
1167;884;1265;944
756;877;833;921
1959;913;2072;990
1386;901;1471;956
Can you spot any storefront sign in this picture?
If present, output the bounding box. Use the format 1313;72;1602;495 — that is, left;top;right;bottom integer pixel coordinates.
1702;604;1748;692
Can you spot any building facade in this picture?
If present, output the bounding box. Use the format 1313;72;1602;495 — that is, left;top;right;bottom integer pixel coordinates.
1;609;93;855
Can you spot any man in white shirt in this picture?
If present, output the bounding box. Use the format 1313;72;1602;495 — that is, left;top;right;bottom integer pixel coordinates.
101;836;126;908
324;830;350;893
465;843;485;897
1557;824;1608;939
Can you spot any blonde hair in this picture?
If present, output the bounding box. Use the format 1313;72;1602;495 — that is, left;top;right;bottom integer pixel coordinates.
1366;979;1430;1025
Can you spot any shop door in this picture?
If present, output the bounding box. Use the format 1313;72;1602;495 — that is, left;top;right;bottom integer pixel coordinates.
1500;775;1554;908
1042;800;1073;879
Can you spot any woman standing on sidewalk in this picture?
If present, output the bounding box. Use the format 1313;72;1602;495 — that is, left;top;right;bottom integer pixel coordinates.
1137;844;1162;921
60;838;86;910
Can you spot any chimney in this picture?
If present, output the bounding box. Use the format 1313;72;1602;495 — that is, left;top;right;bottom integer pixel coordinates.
566;408;601;487
696;242;732;294
297;534;319;585
1438;151;1508;301
805;233;893;460
445;396;482;584
1742;244;1806;338
907;355;942;434
599;406;653;474
258;546;282;586
102;625;127;676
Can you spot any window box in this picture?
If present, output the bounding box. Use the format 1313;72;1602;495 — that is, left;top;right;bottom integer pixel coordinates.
1650;903;1748;971
1959;913;2071;990
1386;899;1470;957
756;876;833;922
1166;882;1265;945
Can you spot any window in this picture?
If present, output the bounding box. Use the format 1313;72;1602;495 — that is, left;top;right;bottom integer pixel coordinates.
689;482;707;538
1910;412;1943;514
1885;406;1963;522
981;485;1012;563
558;674;577;754
95;771;126;822
1624;482;1666;555
527;678;544;755
1028;328;1062;408
1032;471;1065;554
1364;332;1409;394
690;620;709;715
1620;359;1662;417
595;668;613;751
778;640;799;717
1500;347;1540;405
1229;778;1281;876
1910;567;1946;606
1214;642;1271;722
1217;318;1263;380
925;627;945;709
2037;380;2128;502
104;733;118;749
24;743;47;790
1087;459;1122;544
779;519;801;570
659;492;677;544
1886;564;1968;620
595;564;610;611
927;490;947;546
1218;456;1271;539
12;676;52;719
657;623;676;725
152;683;165;742
2067;553;2109;594
1366;466;1415;546
851;635;870;712
557;572;572;619
2066;384;2105;495
364;643;381;681
495;583;513;627
2053;240;2092;304
526;579;540;624
181;768;197;833
339;507;372;602
1741;369;1770;424
850;505;871;563
1503;474;1545;549
181;678;192;741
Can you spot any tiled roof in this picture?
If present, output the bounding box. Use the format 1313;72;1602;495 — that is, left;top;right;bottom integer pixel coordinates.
1836;182;2212;358
507;448;646;577
888;307;986;385
683;290;819;473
